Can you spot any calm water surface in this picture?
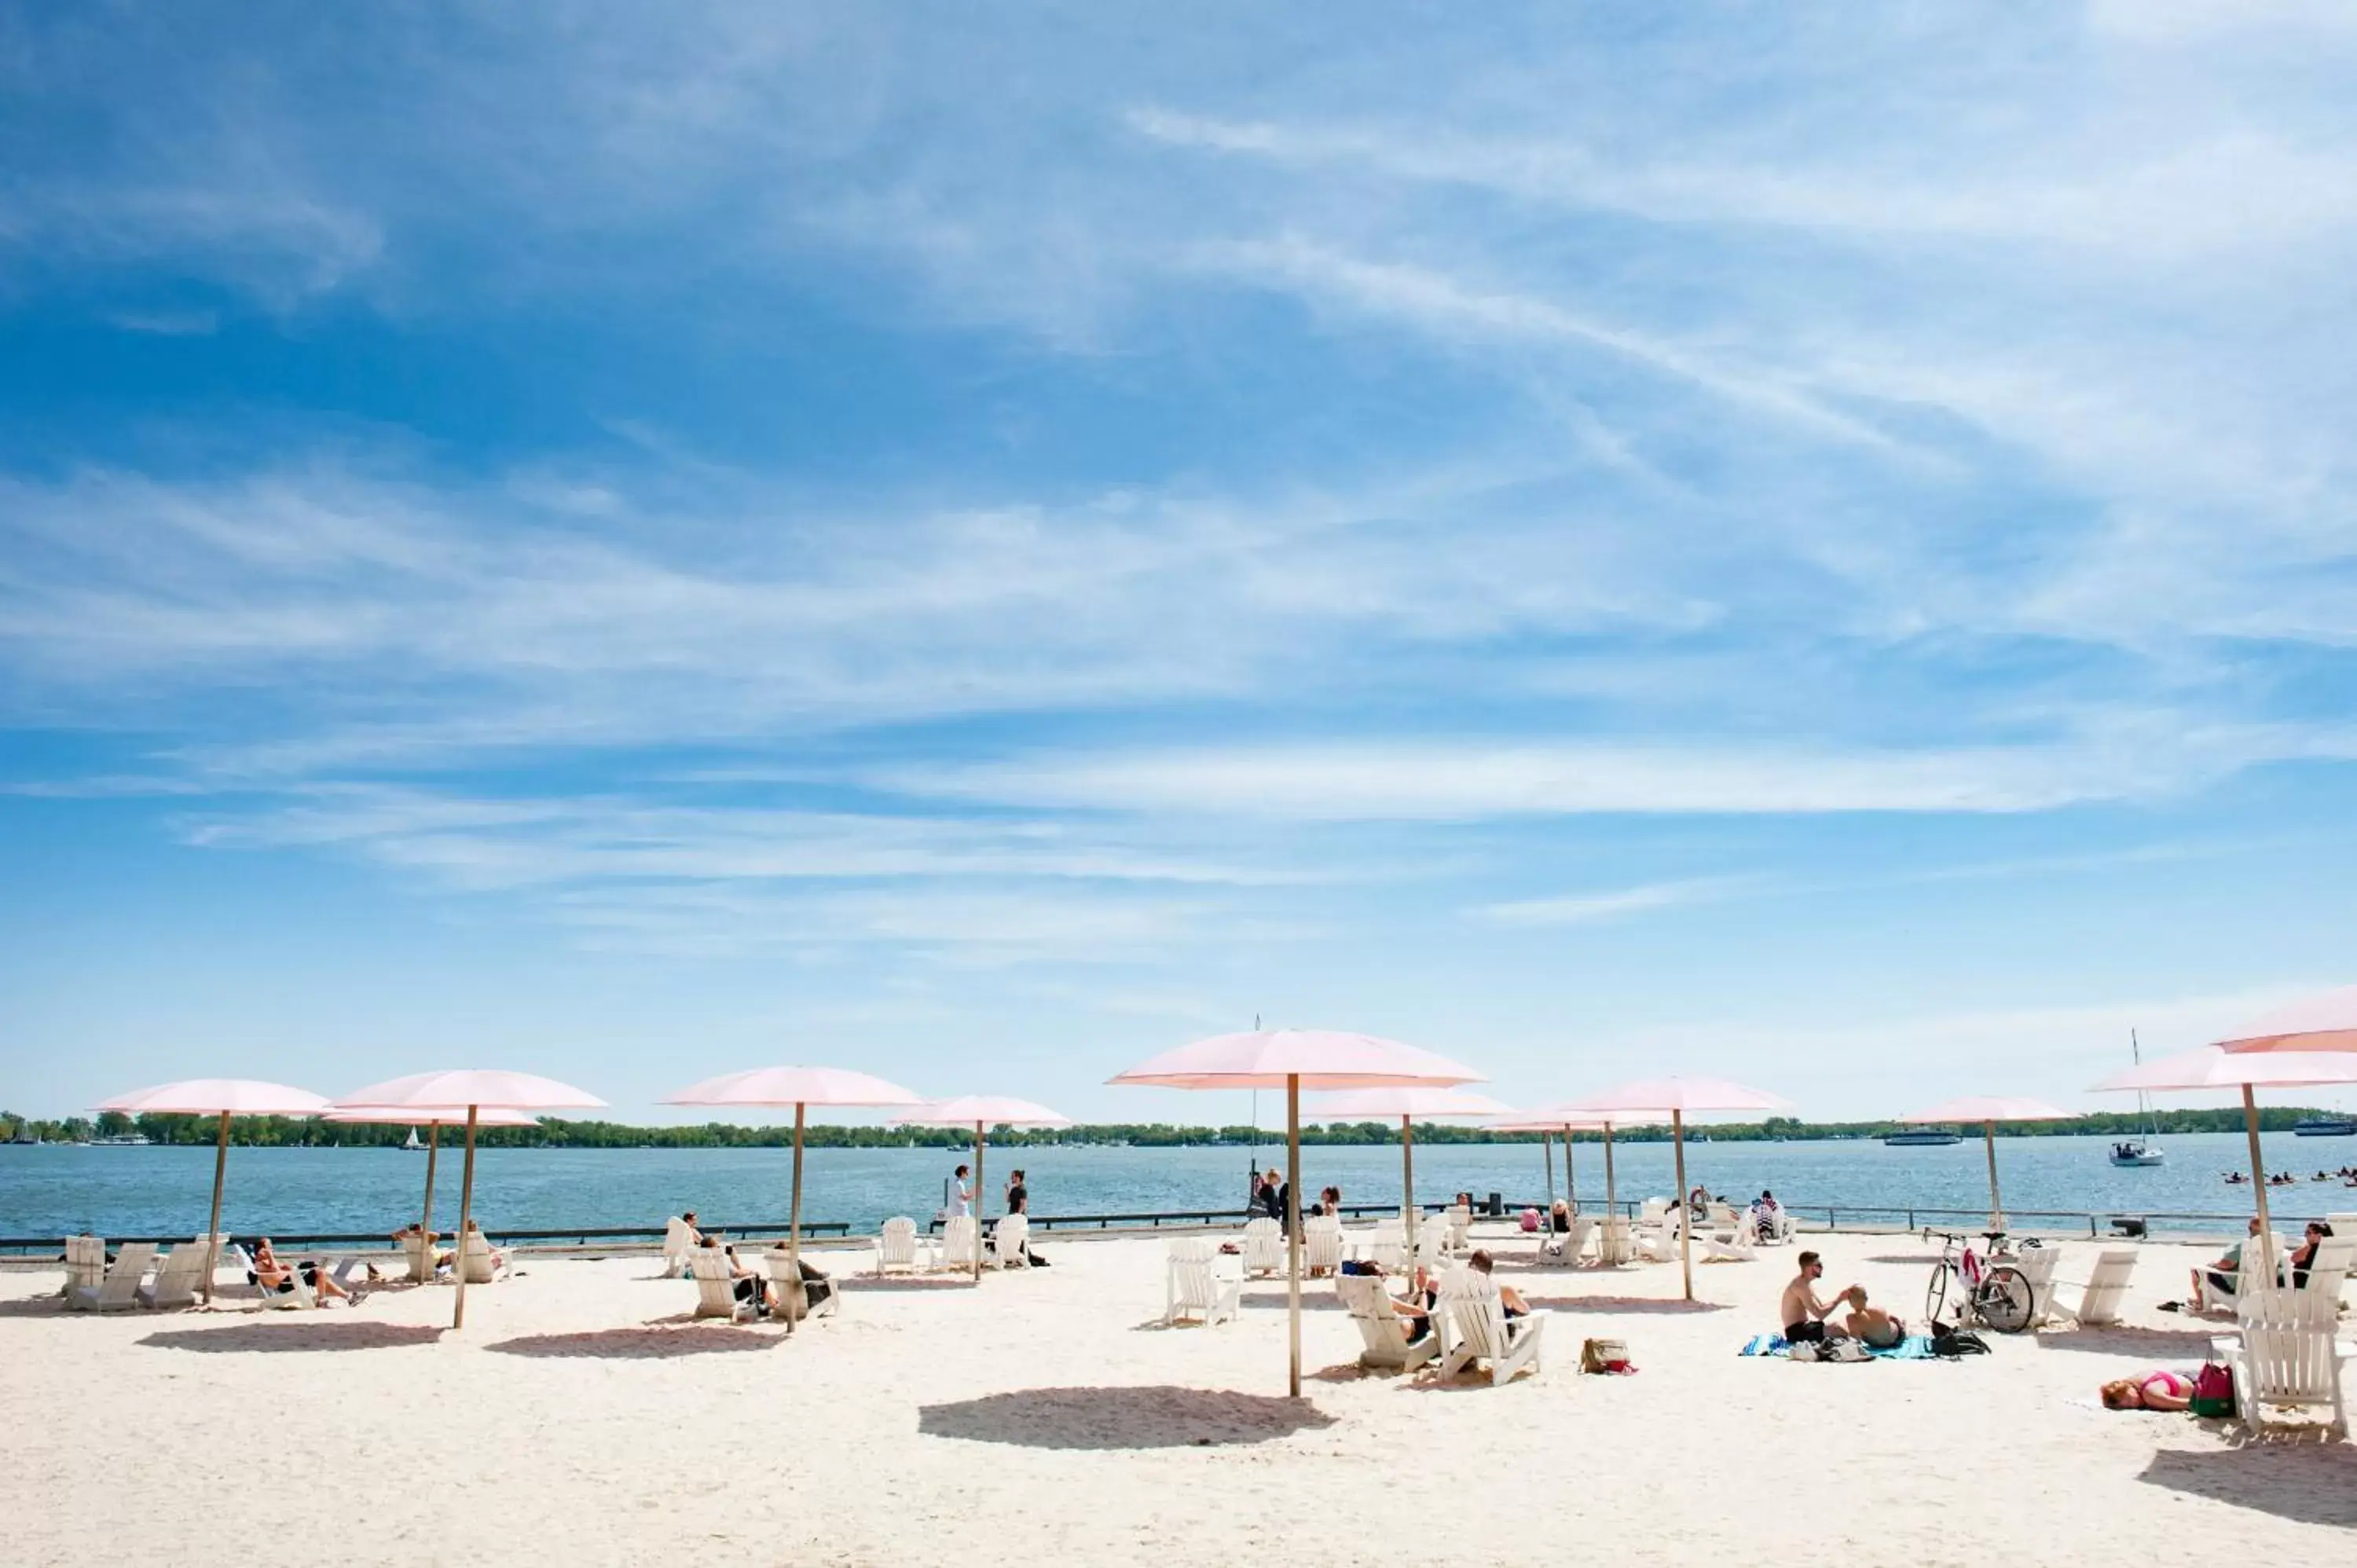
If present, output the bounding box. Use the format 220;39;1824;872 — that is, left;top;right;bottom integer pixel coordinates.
4;1132;2352;1243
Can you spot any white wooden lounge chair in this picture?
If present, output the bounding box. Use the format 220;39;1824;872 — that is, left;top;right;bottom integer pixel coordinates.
1701;1210;1757;1264
71;1242;157;1313
2197;1234;2286;1315
1636;1211;1684;1264
1754;1206;1797;1244
1444;1203;1472;1253
662;1218;698;1278
138;1239;214;1310
935;1215;980;1273
1336;1272;1438;1372
1596;1215;1633;1266
992;1214;1031;1269
688;1248;757;1322
763;1247;838;1321
401;1230;442;1283
1413;1220;1452;1276
2297;1236;2353;1299
875;1217;923;1275
2009;1244;2062;1324
1303;1215;1344;1277
1164;1238;1241;1327
1240;1217;1285;1278
458;1229;508;1284
1437;1266;1545;1385
2210;1285;2350;1438
61;1236;108;1302
2047;1248;2137;1328
1638;1198;1671;1229
1365;1219;1406;1271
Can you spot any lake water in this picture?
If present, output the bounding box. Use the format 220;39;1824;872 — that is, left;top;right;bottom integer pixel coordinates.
4;1131;2353;1244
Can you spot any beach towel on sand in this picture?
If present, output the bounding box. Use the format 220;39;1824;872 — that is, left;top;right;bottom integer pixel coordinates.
1740;1334;1935;1361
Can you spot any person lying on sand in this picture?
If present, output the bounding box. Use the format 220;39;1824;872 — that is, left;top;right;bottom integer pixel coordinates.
2101;1370;2190;1411
1781;1251;1862;1343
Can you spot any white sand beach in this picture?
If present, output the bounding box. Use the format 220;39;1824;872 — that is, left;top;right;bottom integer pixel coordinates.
7;1227;2352;1567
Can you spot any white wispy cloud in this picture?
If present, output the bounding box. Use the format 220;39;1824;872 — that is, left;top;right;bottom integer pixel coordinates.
1475;877;1754;927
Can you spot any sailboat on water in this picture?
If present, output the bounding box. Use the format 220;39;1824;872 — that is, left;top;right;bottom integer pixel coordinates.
401;1127;426;1153
2109;1030;2166;1167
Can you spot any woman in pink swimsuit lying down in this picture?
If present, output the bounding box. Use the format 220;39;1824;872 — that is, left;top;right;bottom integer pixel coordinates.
2101;1370;2192;1411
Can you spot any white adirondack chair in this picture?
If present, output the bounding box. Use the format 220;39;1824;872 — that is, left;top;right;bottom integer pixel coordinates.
2009;1244;2062;1324
61;1236;108;1301
2048;1248;2137;1328
662;1218;698;1278
1444;1203;1472;1253
993;1214;1031;1269
1164;1238;1241;1327
401;1229;442;1283
2296;1236;2354;1299
137;1239;214;1310
1303;1215;1344;1277
70;1243;157;1313
1754;1206;1798;1244
688;1248;757;1321
1596;1215;1633;1266
763;1248;838;1321
1637;1198;1671;1229
1636;1211;1684;1264
2211;1286;2350;1437
1437;1266;1545;1385
2197;1234;2285;1315
1365;1220;1407;1271
1336;1272;1438;1372
935;1215;981;1273
875;1217;923;1275
1701;1209;1757;1263
1413;1221;1452;1276
1240;1217;1285;1277
458;1229;508;1284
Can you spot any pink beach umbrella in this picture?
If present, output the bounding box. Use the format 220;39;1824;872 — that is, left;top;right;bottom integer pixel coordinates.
335;1070;606;1329
889;1096;1073;1281
325;1105;539;1240
1898;1096;2073;1233
1111;1028;1483;1397
1556;1076;1790;1302
97;1079;333;1304
2214;987;2357;1057
665;1066;924;1288
2092;1044;2357;1271
1485;1106;1669;1242
1307;1086;1513;1258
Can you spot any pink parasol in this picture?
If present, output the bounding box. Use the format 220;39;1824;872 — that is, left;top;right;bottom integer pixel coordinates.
666;1067;925;1288
2092;1044;2357;1264
1900;1097;2074;1231
2213;987;2357;1056
1486;1106;1670;1241
95;1079;332;1304
335;1070;606;1329
327;1105;539;1240
1556;1076;1790;1301
1111;1028;1483;1397
890;1097;1072;1281
1307;1087;1514;1258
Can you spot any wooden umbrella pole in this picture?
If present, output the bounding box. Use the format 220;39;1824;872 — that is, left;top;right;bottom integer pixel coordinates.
1286;1073;1302;1399
453;1106;479;1331
972;1122;984;1284
1542;1130;1556;1211
1604;1122;1618;1250
1673;1108;1693;1302
202;1110;230;1306
2242;1086;2275;1281
1401;1116;1416;1260
1565;1124;1578;1213
1983;1122;2002;1232
787;1101;807;1327
421;1121;441;1235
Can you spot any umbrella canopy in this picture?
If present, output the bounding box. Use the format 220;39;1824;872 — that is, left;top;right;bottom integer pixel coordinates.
328;1105;538;1240
1306;1087;1513;1259
2091;1045;2357;1276
334;1070;605;1329
2213;987;2357;1055
1900;1096;2073;1231
95;1078;332;1304
1484;1108;1669;1258
890;1097;1072;1280
1556;1075;1790;1301
1111;1028;1483;1398
665;1066;924;1295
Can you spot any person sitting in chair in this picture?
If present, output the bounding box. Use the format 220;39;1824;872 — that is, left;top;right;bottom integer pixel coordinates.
2291;1221;2335;1288
1780;1251;1862;1343
2190;1217;2263;1304
1465;1250;1533;1321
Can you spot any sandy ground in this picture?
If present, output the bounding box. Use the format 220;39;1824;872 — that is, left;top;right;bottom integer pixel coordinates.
5;1225;2352;1567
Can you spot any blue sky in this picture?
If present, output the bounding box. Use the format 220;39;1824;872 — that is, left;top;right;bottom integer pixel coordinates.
4;3;2355;1123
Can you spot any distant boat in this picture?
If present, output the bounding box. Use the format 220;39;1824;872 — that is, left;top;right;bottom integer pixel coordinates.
90;1133;152;1147
2293;1115;2357;1138
1883;1129;1963;1147
2111;1029;2167;1167
401;1127;427;1152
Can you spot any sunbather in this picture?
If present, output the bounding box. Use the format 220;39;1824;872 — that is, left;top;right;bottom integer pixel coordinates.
1465;1250;1531;1319
299;1258;357;1303
2101;1369;2191;1411
1841;1288;1904;1348
2190;1217;2262;1303
1780;1251;1862;1343
2291;1221;2334;1287
460;1219;507;1273
249;1238;297;1295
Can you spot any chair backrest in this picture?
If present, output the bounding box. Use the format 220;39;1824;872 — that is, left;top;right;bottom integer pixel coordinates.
2077;1249;2137;1324
460;1230;500;1284
1445;1203;1472;1245
1240;1216;1283;1271
1413;1222;1450;1273
2013;1245;2061;1291
1567;1216;1596;1258
663;1218;695;1263
1168;1237;1219;1307
1336;1272;1413;1358
1440;1266;1508;1359
1368;1220;1406;1269
940;1214;978;1267
2234;1285;2341;1402
879;1217;918;1265
1639;1199;1669;1225
64;1235;107;1294
403;1231;439;1281
91;1243;158;1308
145;1241;209;1307
1304;1215;1344;1270
687;1248;742;1315
994;1214;1028;1262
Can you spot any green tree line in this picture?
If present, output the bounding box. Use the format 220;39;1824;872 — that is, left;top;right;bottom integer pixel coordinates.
0;1106;2342;1149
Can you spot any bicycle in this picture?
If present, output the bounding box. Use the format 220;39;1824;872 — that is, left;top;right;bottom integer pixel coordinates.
1923;1229;2039;1334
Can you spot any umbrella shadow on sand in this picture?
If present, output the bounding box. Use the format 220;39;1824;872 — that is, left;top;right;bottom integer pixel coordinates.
838;1275;988;1295
140;1321;446;1354
918;1386;1335;1450
2140;1444;2357;1526
486;1324;786;1359
1521;1294;1732;1316
2035;1326;2218;1357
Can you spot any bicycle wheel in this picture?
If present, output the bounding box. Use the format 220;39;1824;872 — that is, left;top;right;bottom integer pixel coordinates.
1976;1265;2035;1334
1924;1263;1951;1326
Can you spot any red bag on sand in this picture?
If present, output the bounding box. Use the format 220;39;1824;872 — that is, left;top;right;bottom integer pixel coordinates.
2190;1363;2235;1419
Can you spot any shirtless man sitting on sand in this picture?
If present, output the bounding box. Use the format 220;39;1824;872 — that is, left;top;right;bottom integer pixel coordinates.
1780;1250;1861;1343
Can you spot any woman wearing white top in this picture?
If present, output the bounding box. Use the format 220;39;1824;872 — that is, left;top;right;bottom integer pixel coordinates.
951;1163;973;1218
